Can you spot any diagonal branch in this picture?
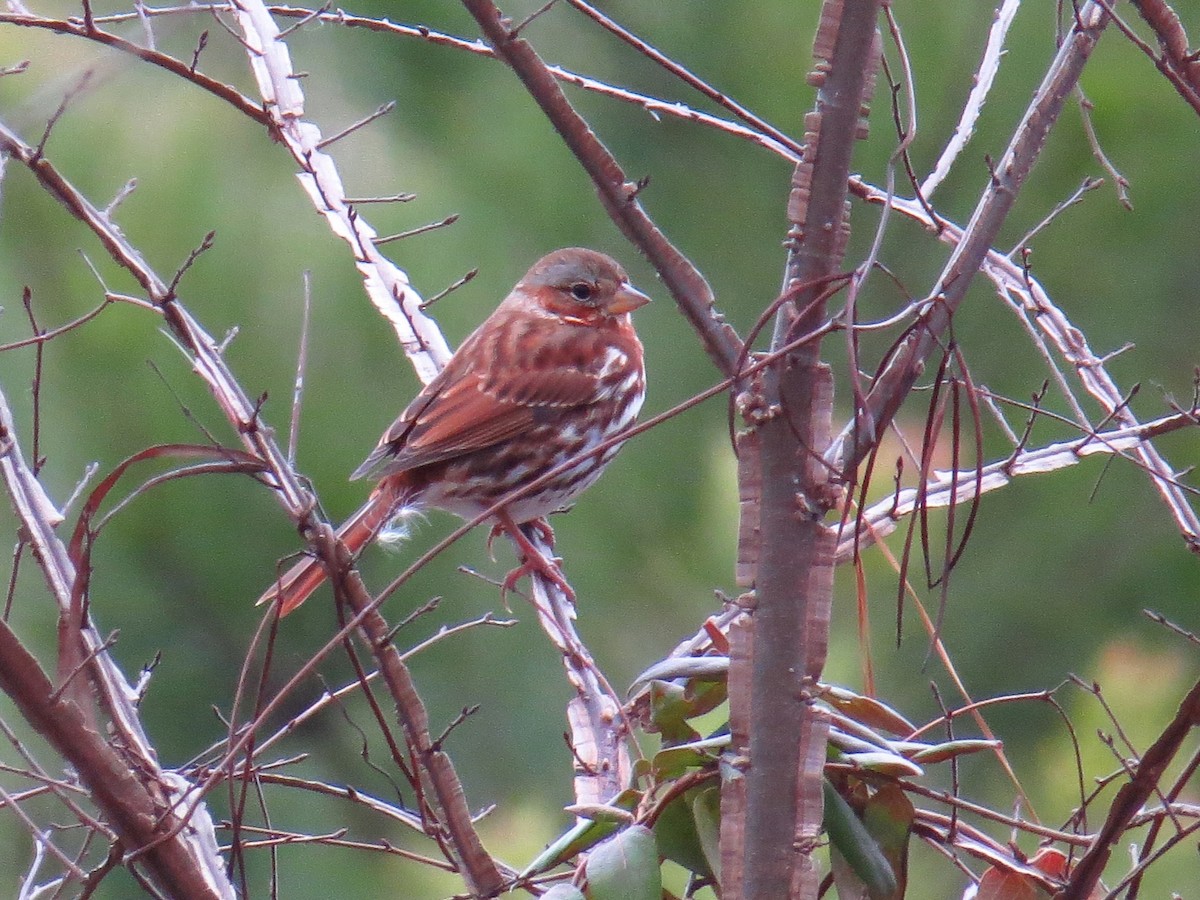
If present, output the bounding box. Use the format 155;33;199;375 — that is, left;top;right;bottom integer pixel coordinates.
0;10;269;125
850;178;1200;550
1126;0;1200;115
455;0;747;811
1062;677;1200;899
833;2;1111;476
460;0;744;380
227;3;506;893
2;85;500;892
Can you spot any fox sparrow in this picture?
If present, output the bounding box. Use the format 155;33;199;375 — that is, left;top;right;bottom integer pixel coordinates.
259;248;650;615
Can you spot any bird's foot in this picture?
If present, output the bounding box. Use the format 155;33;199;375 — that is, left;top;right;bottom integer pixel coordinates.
494;515;574;606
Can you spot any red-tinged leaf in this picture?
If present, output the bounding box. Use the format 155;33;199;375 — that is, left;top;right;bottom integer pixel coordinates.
973;866;1054;900
1026;847;1067;878
823;686;917;735
703;617;730;654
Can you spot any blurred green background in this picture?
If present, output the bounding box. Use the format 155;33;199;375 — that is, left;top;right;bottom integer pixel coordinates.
1;1;1197;896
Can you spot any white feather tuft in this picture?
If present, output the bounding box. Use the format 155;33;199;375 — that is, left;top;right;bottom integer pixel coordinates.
377;502;426;548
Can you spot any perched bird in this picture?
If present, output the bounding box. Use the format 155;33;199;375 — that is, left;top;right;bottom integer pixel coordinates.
259;248;650;616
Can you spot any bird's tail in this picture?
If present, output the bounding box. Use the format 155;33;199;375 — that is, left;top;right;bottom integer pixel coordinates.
257;478;407;617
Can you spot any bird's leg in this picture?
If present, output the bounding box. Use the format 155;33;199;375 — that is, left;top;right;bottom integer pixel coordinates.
493;512;575;604
485;516;555;557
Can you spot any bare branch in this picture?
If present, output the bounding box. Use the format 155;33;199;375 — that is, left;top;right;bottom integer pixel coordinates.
836;410;1199;561
921;0;1020;198
834;3;1111;475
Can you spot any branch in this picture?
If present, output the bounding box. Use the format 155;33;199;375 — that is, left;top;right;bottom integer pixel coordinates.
836;410;1199;561
229;1;451;383
833;2;1111;475
920;0;1021;198
0;10;269;125
1062;677;1200;898
0;387;232;898
227;3;506;893
732;2;882;896
454;0;745;811
1127;0;1200;116
850;178;1200;550
1;84;495;894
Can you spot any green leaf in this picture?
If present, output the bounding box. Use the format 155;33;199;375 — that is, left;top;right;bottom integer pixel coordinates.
541;886;587;900
648;680;702;744
652;734;727;779
834;751;923;777
908;738;1002;764
824;780;898;900
524;818;621;879
683;676;729;719
653;790;711;878
692;786;721;882
522;790;641;877
585;825;662;900
860;783;913;898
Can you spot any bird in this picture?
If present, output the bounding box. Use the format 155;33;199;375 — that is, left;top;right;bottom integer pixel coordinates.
259;247;650;616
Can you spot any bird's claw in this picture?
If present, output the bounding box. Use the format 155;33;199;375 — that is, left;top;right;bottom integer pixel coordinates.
500;554;576;609
492;515;573;607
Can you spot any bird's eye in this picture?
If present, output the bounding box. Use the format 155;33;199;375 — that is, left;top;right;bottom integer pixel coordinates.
569;282;594;302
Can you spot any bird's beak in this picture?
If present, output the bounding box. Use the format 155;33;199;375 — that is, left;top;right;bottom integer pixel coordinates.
604;282;652;315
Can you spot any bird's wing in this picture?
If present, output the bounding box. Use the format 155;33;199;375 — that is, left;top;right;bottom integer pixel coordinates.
351;349;605;480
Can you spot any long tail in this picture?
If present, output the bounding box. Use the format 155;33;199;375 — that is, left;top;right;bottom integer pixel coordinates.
258;479;405;617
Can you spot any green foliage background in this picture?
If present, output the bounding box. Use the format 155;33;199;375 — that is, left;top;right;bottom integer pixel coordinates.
0;1;1197;895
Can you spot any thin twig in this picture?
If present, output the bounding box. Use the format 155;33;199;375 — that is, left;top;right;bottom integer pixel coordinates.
314;100;396;149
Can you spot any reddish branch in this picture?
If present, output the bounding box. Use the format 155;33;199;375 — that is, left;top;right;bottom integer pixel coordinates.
1063;677;1200;898
1128;0;1200;115
0;619;225;898
0;10;269;126
454;0;747;816
0;373;229;895
730;1;882;897
1;104;504;894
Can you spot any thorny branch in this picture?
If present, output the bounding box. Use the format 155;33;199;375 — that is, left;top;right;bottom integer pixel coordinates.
0;365;231;895
228;2;505;893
